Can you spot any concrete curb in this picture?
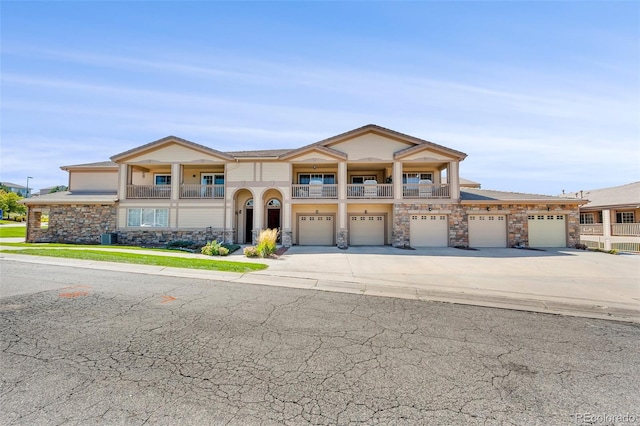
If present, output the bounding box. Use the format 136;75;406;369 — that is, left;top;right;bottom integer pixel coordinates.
1;252;638;324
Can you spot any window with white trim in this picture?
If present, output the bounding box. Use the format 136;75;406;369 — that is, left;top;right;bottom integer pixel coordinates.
616;212;635;223
299;173;335;184
402;173;433;183
580;213;595;224
154;174;171;185
127;208;169;227
351;175;377;184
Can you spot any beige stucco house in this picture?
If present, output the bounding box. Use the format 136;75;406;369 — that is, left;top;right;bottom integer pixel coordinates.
23;125;584;249
570;182;640;252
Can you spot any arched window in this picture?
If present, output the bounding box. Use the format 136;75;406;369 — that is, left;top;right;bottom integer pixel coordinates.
267;199;281;207
245;199;254;207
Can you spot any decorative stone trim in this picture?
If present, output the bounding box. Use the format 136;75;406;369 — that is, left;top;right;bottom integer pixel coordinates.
337;229;348;249
27;204;117;244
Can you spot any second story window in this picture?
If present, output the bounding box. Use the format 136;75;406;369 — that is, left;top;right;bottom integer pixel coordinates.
155;174;171;185
402;173;433;183
299;174;335;184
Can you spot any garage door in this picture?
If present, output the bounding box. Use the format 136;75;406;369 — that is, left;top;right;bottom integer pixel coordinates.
468;215;507;247
410;215;448;247
528;214;566;247
298;215;334;245
350;215;385;245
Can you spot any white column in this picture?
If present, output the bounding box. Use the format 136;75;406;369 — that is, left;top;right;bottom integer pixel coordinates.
603;208;612;250
118;164;128;199
449;161;460;200
338;162;347;200
254;189;264;231
393;161;403;201
171;163;181;200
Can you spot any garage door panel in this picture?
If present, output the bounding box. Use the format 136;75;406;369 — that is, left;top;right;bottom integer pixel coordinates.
468;215;507;247
350;215;385;245
298;215;334;245
528;214;566;247
410;215;448;247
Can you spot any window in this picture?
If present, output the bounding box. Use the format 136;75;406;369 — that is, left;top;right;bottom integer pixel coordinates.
299;174;335;184
267;199;281;207
127;208;168;227
580;213;595;224
402;173;433;183
201;174;224;185
351;175;377;184
616;212;635;223
155;174;171;185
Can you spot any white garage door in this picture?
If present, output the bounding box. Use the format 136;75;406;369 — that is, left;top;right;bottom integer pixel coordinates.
350;215;385;245
410;215;448;247
468;215;507;247
298;215;334;245
528;214;566;247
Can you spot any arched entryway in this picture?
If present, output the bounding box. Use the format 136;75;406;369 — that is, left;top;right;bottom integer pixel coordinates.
266;198;281;231
244;199;254;243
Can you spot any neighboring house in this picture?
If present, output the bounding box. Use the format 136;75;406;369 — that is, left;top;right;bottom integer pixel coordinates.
1;182;31;198
569;182;640;252
22;125;584;248
36;185;67;196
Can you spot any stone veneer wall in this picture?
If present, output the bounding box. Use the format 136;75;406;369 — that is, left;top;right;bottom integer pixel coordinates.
117;229;226;246
27;204;117;243
393;203;580;248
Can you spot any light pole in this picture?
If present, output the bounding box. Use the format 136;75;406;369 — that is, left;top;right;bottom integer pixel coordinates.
26;176;33;198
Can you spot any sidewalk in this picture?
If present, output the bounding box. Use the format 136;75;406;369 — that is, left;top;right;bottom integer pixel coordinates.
1;243;638;323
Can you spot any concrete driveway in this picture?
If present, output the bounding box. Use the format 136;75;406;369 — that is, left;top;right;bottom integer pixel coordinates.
246;246;640;321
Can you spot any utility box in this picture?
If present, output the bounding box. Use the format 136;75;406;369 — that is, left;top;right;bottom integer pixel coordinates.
101;233;118;245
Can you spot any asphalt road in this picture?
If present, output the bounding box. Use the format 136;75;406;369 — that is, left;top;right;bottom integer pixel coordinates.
1;261;639;425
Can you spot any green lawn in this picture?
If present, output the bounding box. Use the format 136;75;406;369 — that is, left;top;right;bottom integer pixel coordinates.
0;249;267;272
0;227;26;238
0;242;184;251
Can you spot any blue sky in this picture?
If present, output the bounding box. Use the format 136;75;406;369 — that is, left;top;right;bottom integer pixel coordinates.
1;1;638;196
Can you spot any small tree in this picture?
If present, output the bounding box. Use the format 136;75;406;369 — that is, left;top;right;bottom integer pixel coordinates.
0;190;26;218
49;185;68;193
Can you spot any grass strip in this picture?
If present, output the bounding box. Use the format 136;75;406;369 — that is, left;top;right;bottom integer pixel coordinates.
0;242;182;251
0;227;26;238
1;249;267;273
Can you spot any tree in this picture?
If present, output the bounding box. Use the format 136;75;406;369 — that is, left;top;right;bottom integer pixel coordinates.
0;190;26;218
49;185;68;193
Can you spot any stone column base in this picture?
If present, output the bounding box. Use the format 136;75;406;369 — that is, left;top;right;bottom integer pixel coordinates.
281;230;292;248
337;229;348;249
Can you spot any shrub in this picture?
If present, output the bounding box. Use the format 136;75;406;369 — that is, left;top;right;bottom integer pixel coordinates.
218;247;229;256
243;246;259;257
256;228;278;257
201;240;222;256
221;243;241;254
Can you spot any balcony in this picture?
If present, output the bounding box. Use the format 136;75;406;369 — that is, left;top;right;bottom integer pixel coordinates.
127;185;171;199
579;223;640;237
403;183;450;199
180;184;224;199
612;223;640;236
292;184;338;199
579;224;603;235
347;183;393;199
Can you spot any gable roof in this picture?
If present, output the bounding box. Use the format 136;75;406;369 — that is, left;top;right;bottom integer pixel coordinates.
110;135;234;162
1;182;28;189
61;161;118;171
571;182;640;210
461;188;585;204
279;124;467;161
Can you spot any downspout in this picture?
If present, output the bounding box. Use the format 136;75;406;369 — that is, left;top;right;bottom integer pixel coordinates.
222;162;227;243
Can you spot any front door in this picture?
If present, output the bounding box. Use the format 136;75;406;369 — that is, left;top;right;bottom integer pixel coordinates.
245;208;253;243
267;208;281;242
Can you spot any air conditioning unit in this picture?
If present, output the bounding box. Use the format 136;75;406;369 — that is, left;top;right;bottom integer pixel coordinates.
101;233;118;245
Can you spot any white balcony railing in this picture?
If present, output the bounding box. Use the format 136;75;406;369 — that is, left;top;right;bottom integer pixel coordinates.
180;184;224;199
612;223;640;236
126;185;171;199
402;183;449;199
347;184;393;199
579;224;603;235
292;184;338;199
